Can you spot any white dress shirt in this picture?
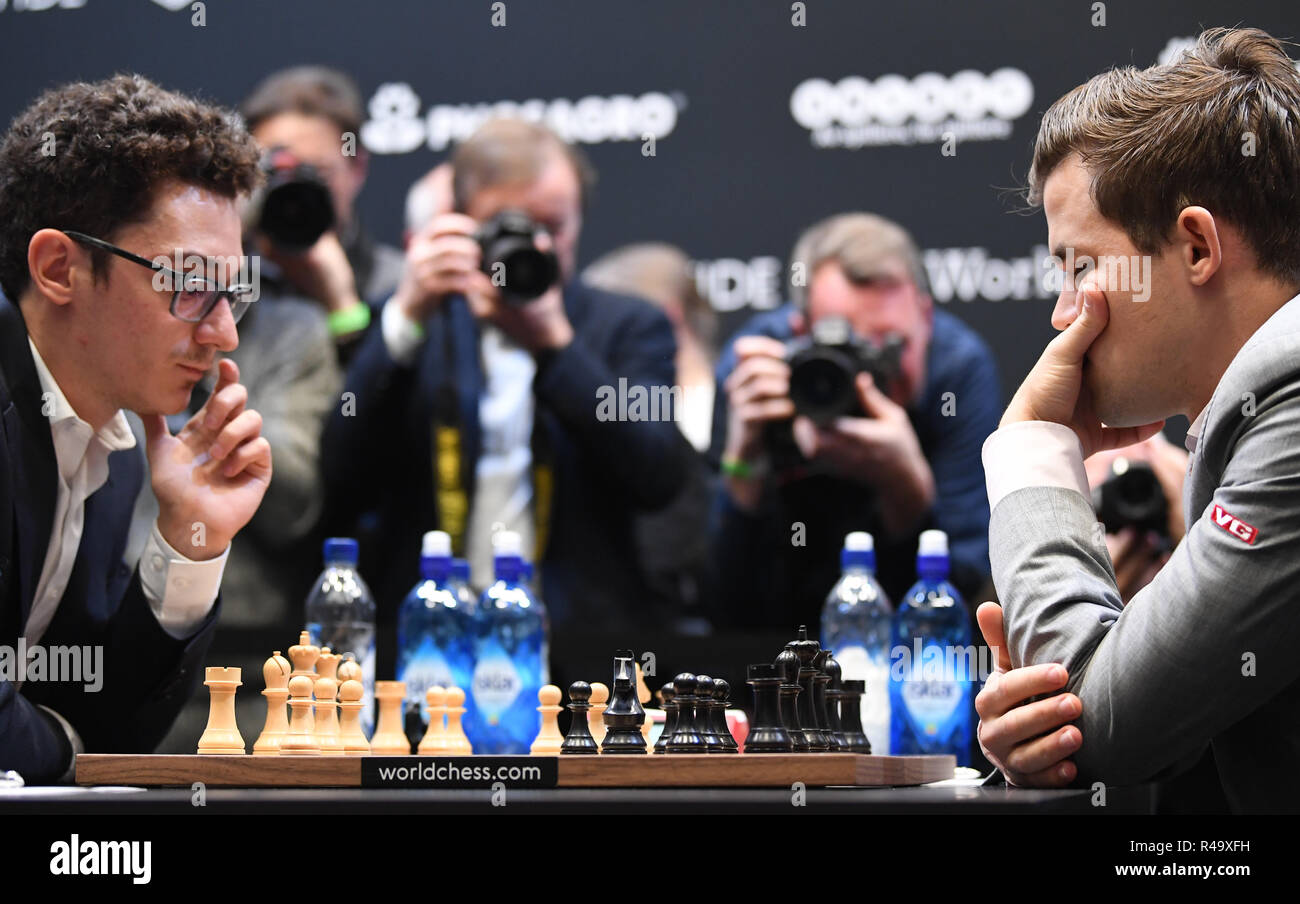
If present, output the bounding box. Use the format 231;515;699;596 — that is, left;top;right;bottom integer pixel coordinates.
24;338;227;652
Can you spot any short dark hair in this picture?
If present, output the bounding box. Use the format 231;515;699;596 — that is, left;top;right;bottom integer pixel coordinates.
0;73;261;302
1029;27;1300;287
241;65;365;138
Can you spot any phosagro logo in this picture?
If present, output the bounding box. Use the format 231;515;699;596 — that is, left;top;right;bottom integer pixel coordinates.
791;69;1034;148
362;83;683;154
50;835;151;884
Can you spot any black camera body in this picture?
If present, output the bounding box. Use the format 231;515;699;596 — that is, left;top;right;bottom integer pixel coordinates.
250;146;335;253
785;317;905;423
1092;458;1170;537
474;210;560;304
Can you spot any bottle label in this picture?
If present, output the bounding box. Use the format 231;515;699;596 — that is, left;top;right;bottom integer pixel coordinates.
399;638;456;717
471;649;522;725
898;644;964;738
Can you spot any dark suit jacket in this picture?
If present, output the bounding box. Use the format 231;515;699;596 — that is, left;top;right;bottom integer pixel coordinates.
321;281;690;672
0;297;219;782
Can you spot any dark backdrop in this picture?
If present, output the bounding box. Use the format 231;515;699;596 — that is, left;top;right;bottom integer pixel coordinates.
3;0;1294;434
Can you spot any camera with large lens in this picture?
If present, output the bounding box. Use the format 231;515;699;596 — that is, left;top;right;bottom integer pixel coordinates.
249;146;335;253
1092;458;1170;537
474;210;560;304
785;317;905;423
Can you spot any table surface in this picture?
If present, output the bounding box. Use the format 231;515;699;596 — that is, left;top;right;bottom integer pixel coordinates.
0;782;1155;814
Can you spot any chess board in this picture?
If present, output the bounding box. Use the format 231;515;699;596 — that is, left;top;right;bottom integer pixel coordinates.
75;753;955;788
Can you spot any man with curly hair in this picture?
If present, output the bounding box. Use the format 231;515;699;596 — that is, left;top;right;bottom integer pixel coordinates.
0;74;272;782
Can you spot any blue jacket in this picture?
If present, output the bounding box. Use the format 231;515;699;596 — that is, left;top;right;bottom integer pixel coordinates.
708;304;1001;626
0;297;218;782
321;281;691;672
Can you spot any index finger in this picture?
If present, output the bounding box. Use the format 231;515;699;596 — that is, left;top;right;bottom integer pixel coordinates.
423;212;480;240
733;335;788;362
979;662;1070;716
212;357;238;394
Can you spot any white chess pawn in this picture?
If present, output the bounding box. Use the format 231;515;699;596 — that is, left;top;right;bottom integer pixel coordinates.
198;667;245;755
418;686;448;754
279;675;320;755
529;685;564;755
338;679;370;755
253;652;290;756
314;675;345;755
443;687;472;754
588;682;609;749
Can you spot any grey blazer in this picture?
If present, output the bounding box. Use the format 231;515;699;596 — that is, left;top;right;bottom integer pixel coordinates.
990;295;1300;814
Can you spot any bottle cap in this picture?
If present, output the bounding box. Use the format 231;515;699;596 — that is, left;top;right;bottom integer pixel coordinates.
323;537;359;565
844;531;874;552
918;530;948;556
422;531;452;557
492;530;522;557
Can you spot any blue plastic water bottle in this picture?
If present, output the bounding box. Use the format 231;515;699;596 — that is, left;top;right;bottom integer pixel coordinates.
396;531;476;728
820;531;893;754
305;537;376;734
889;530;973;763
467;531;549;753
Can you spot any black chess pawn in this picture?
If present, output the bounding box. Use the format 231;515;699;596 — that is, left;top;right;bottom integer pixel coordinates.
664;673;707;753
560;681;600;755
695;675;723;750
654;681;678;754
821;652;849;750
775;645;808;752
814;649;845;751
744;663;793;753
789;627;829;750
838;679;872;753
601;654;648;754
708;678;740;753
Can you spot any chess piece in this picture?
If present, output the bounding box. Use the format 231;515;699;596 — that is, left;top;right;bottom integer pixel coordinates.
337;653;362;684
708;678;739;753
198;667;245;754
317;647;341;682
560;681;599;755
664;673;706;753
821;652;848;750
775;645;808;752
653;682;677;754
253;652;291;756
600;652;647;754
812;649;843;751
372;680;411;755
443;687;473;754
279;675;320;754
789;627;829;750
695;676;722;750
314;674;345;755
418;686;449;754
338;678;371;754
530;685;565;755
288;630;320;680
587;682;609;748
745;663;793;753
838;679;872;753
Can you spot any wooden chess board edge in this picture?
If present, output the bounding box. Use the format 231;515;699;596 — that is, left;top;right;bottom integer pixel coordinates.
76;753;955;788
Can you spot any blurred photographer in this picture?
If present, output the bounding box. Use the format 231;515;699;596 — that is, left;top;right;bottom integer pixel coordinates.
1084;433;1189;602
322;119;690;672
709;213;1002;626
241;66;405;360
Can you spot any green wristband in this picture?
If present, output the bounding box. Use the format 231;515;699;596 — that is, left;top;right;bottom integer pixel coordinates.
328;303;372;336
720;457;754;479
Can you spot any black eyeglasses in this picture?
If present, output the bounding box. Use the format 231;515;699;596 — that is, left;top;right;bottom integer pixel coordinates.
62;230;255;324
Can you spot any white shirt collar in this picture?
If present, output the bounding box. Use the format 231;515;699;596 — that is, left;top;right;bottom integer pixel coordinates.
27;337;136;473
1185;404;1209;453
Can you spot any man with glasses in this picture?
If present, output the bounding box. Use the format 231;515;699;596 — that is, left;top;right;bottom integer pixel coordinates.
0;75;272;782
